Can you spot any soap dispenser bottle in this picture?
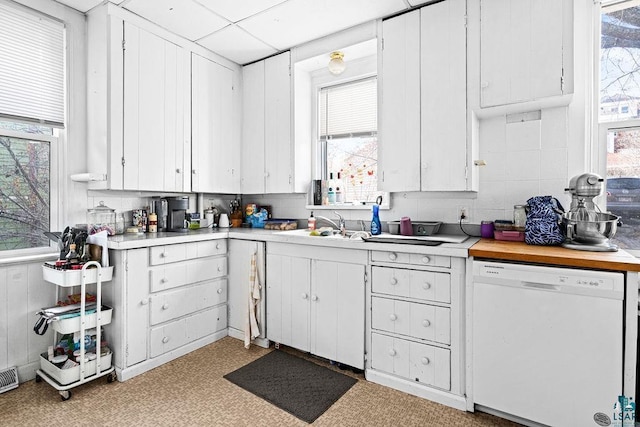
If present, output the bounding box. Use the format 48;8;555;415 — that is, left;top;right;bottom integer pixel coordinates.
308;211;316;230
371;205;381;235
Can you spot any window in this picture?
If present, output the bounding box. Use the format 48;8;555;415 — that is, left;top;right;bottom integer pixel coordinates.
0;2;64;251
599;0;640;251
318;77;382;204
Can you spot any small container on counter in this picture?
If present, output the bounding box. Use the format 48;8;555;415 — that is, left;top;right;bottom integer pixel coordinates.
480;221;495;238
87;201;116;235
148;213;158;233
513;205;528;231
399;217;412;236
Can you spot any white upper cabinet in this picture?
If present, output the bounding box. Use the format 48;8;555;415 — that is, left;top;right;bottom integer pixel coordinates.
420;0;468;191
379;10;421;193
192;53;240;193
479;0;573;108
123;21;191;192
379;0;475;192
241;51;293;194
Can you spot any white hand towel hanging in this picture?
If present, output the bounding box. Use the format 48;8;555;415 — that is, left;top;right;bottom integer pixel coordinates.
244;250;261;349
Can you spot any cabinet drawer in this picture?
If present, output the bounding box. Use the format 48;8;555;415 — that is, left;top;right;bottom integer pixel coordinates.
371;332;450;390
150;256;227;292
150;279;227;325
371;297;450;345
371;251;450;268
372;266;450;303
149;305;227;358
149;239;227;265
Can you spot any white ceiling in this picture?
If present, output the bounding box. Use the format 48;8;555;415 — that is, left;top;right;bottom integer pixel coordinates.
53;0;429;65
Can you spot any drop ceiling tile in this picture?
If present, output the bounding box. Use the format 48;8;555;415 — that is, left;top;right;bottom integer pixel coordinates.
53;0;104;12
194;0;287;23
238;0;407;50
197;25;278;65
124;0;230;41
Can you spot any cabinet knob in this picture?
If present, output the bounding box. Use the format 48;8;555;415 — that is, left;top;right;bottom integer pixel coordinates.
422;282;431;290
162;303;169;310
265;172;270;178
389;314;397;321
422;319;431;327
388;252;397;261
160;252;167;258
301;293;308;300
217;288;223;294
421;357;430;365
217;266;222;272
216;243;221;249
311;295;318;301
141;298;149;306
160;278;168;284
388;349;396;357
192;169;197;175
162;337;170;344
176;168;181;174
390;277;398;285
421;256;430;264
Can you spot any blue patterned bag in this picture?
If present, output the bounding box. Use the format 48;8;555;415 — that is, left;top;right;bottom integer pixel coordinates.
524;196;565;245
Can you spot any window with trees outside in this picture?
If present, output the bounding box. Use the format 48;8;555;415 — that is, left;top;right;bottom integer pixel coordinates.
599;0;640;251
0;3;64;251
318;77;383;205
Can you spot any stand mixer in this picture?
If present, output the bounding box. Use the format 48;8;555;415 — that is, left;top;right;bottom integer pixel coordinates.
562;173;619;252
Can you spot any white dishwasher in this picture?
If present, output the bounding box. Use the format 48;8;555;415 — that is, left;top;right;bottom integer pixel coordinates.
472;260;624;427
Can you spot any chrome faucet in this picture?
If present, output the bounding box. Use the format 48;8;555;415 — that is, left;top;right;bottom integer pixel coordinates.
315;212;346;235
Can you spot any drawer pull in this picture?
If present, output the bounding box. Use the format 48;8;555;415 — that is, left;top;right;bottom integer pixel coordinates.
421;357;430;365
301;293;308;300
311;295;318;301
422;282;431;290
162;337;170;344
422;319;431;327
160;278;168;284
388;349;396;357
388;252;397;261
217;266;222;272
389;314;397;321
162;303;169;310
390;277;398;285
141;298;149;306
216;242;221;249
217;288;223;294
160;252;167;258
421;256;431;264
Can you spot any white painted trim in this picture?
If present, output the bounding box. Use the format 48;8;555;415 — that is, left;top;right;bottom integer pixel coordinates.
227;328;270;349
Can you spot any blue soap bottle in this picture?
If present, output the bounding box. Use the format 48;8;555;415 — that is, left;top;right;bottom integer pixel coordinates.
371;204;381;235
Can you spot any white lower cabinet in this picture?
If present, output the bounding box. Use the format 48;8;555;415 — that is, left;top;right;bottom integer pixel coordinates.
367;250;466;409
266;243;367;369
104;239;228;380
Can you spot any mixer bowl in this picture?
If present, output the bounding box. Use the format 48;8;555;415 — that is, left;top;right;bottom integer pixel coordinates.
562;212;619;244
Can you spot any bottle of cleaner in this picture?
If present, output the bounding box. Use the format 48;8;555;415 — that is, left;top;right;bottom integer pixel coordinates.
308;211;316;230
371;204;381;235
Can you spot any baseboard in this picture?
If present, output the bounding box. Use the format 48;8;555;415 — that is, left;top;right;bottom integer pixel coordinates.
365;368;467;411
116;330;228;381
227;327;270;349
17;361;41;383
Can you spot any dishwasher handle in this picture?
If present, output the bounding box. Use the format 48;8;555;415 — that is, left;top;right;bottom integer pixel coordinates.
522;282;561;291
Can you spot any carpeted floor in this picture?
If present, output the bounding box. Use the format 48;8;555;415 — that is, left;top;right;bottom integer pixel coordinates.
0;337;520;426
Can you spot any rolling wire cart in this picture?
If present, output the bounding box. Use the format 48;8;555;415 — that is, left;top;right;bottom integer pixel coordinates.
36;261;116;400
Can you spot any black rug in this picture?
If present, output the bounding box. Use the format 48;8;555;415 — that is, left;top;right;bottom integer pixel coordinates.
223;350;357;423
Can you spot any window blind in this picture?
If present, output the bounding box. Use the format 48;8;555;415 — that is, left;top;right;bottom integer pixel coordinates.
319;77;377;138
0;2;65;127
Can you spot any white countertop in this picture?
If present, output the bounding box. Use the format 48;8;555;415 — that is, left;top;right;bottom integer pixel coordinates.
107;227;477;257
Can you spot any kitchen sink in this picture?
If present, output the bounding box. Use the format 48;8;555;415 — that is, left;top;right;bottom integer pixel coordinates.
275;228;368;240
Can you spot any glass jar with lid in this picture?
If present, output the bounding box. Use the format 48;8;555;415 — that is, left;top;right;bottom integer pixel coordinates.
87;201;116;235
513;205;528;231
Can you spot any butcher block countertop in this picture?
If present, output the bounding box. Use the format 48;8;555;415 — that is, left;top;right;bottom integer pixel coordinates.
470;239;640;272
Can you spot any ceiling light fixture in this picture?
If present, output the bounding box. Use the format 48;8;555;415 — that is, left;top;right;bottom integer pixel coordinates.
328;51;346;75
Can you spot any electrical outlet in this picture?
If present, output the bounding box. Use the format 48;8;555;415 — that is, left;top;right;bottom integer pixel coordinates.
458;206;469;223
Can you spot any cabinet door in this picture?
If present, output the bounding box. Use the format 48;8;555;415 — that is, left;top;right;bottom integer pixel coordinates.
266;253;310;352
311;260;365;369
264;52;292;193
379;10;421;192
192;53;239;193
241;61;266;194
227;240;265;335
123;22;190;192
125;248;149;367
480;0;568;107
420;0;468;191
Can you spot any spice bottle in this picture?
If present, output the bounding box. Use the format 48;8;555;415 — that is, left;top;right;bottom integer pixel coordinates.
308;211;316;230
149;213;158;233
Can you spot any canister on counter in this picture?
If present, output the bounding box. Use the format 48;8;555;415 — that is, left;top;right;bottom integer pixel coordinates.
513;205;527;231
480;221;494;238
148;213;158;233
